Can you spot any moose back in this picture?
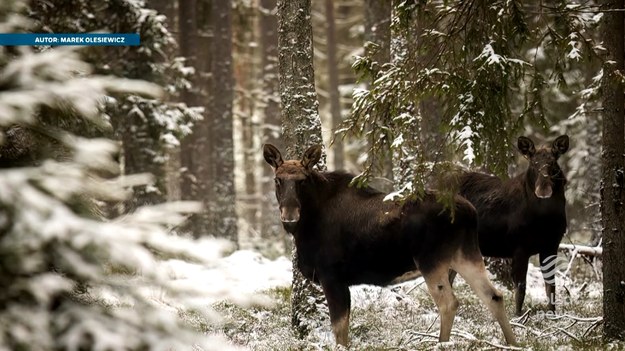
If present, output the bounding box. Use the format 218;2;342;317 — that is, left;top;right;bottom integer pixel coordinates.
263;144;516;347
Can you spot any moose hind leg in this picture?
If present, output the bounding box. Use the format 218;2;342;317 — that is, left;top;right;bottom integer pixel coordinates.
452;256;517;345
422;265;459;342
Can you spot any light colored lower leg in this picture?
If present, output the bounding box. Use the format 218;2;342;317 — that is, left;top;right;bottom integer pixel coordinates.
452;256;517;345
423;267;459;342
332;312;350;346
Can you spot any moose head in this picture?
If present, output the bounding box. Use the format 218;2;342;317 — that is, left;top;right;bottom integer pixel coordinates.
263;144;322;233
517;135;569;199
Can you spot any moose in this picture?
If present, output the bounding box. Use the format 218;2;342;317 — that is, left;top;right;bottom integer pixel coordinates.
457;135;569;316
263;144;517;347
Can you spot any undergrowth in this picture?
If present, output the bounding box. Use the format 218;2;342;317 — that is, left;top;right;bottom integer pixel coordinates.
194;266;624;350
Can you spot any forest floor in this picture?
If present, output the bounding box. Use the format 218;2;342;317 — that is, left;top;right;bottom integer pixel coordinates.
165;250;624;351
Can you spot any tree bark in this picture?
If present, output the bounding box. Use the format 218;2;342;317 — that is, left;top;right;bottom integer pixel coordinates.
364;0;391;69
390;0;419;189
325;0;344;170
600;0;625;341
207;0;239;244
259;0;284;245
179;0;216;237
277;0;327;339
364;0;392;181
233;3;260;240
178;0;199;203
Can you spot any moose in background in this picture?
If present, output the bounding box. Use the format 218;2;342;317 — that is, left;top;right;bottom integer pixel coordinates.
457;135;569;315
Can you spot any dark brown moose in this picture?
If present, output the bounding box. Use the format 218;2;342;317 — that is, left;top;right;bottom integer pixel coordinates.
458;135;569;316
263;144;517;347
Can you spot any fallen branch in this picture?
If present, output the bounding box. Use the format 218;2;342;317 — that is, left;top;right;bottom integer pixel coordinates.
558;243;602;257
511;308;532;325
545;314;602;323
450;329;524;350
406;330;523;350
557;327;582;342
509;321;527;329
583;318;603;338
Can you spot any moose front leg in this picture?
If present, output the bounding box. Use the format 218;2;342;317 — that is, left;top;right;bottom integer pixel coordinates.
539;250;558;313
320;279;351;347
511;251;530;316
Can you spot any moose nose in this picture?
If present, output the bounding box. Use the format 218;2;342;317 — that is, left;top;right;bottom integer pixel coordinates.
280;207;299;234
535;174;553;199
280;207;300;223
535;186;553;199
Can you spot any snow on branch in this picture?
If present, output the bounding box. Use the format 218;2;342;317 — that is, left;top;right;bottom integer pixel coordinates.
559;243;603;257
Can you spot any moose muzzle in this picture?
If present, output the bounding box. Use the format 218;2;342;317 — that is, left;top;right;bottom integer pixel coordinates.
534;176;553;199
280;206;300;233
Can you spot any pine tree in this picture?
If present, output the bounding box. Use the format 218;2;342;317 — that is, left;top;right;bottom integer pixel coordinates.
0;1;241;349
348;1;601;200
29;0;201;212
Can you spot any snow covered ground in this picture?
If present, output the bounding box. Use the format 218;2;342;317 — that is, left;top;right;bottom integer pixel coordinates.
133;247;610;350
151;247;579;314
158;249;292;306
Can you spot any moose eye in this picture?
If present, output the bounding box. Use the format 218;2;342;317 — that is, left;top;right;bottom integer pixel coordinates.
274;178;281;186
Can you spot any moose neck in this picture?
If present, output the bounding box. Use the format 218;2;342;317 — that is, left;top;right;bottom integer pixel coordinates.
297;171;351;220
299;171;329;209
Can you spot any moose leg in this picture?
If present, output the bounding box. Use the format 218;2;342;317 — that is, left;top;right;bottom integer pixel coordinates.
511;251;530;316
320;280;351;347
452;254;517;345
422;265;459;342
539;250;558;313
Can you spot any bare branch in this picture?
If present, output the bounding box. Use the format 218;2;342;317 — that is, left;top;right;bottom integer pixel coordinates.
558;243;603;256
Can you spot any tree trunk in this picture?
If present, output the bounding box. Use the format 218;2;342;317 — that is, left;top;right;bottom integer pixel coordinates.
277;0;327;339
178;0;199;203
364;0;392;182
207;0;238;244
364;0;391;69
414;7;444;170
179;0;215;237
148;0;179;204
233;3;259;241
390;0;420;190
600;0;625;341
325;0;344;170
193;0;213;237
258;0;284;247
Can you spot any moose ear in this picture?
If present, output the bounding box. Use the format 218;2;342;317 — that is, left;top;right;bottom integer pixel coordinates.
517;136;536;157
263;144;283;169
301;145;322;170
552;135;569;156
